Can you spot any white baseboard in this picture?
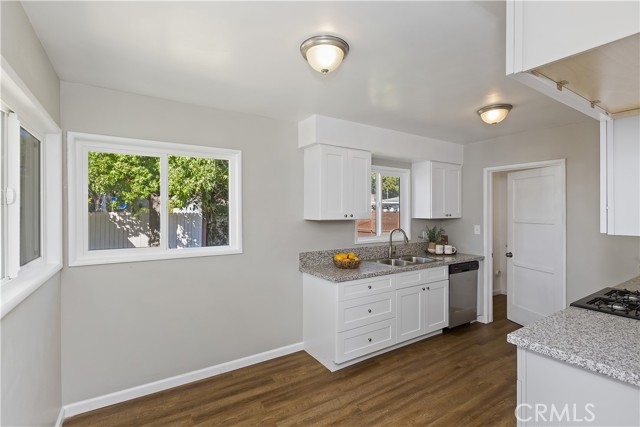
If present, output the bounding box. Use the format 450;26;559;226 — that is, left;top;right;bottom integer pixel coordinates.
55;407;65;427
63;342;304;419
493;289;507;296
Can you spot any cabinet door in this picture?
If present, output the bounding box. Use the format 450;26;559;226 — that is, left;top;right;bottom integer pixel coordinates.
348;149;372;219
443;164;462;218
426;280;449;333
322;145;349;219
430;162;447;218
604;116;640;236
396;286;426;343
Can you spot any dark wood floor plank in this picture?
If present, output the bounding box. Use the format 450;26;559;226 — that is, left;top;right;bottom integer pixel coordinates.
64;296;518;427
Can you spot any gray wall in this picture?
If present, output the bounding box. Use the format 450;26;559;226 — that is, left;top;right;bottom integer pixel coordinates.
1;0;60;124
446;120;640;304
1;2;62;426
60;82;417;403
1;275;62;427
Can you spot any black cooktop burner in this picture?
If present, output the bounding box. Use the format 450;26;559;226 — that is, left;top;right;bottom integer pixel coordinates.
571;287;640;320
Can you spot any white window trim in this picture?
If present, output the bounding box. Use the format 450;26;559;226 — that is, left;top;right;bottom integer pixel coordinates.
1;58;63;319
67;132;242;266
355;165;411;244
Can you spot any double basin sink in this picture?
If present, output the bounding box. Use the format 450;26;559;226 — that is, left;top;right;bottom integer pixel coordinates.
372;256;437;267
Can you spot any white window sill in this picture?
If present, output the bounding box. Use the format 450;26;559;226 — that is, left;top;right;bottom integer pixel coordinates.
355;235;412;245
69;246;242;267
1;262;62;319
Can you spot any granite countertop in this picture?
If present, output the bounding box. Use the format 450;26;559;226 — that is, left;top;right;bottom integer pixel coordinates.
299;251;483;283
507;275;640;387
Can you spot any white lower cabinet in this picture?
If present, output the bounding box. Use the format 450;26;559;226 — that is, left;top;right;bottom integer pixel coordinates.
425;279;449;332
396;279;449;344
303;267;449;372
516;348;640;427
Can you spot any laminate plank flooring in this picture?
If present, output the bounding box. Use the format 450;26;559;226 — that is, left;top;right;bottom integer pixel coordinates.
64;295;519;427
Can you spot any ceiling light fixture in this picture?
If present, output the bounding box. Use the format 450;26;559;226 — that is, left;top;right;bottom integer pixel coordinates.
477;104;513;124
300;35;349;74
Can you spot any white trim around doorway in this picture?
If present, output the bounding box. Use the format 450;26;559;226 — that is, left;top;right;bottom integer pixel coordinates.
480;159;566;324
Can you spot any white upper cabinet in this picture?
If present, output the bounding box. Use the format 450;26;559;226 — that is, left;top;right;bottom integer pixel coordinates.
506;0;640;120
304;144;371;220
412;161;462;219
601;116;640;236
507;1;639;74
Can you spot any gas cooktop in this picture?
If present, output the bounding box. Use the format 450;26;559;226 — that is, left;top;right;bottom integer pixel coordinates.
570;287;640;320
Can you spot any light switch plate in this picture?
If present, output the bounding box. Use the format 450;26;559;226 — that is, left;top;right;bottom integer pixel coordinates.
474;225;481;235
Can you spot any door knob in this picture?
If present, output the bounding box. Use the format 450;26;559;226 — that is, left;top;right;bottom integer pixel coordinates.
506;252;513;258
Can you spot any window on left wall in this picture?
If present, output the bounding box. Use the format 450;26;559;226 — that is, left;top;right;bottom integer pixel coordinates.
1;112;47;280
68;132;242;266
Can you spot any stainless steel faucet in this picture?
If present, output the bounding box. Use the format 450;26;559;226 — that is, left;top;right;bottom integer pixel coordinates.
389;228;409;258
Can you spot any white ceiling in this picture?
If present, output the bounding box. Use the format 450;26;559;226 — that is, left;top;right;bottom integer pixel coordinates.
22;1;590;144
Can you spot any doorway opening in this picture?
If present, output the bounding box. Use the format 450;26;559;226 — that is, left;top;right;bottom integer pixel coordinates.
481;159;567;324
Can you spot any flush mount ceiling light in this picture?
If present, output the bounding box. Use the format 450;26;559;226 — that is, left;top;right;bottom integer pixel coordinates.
300;35;349;74
477;104;513;124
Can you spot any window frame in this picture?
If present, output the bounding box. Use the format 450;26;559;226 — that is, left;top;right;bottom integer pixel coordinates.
67;132;243;266
355;165;411;244
1;59;63;318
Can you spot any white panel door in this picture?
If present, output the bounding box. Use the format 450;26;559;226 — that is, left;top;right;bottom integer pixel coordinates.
426;279;449;333
349;149;372;219
396;286;425;342
507;166;564;326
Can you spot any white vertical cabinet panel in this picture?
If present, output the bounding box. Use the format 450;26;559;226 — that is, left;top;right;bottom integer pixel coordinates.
349;149;372;219
602;115;640;236
444;165;462;218
324;146;348;219
431;162;446;218
304;144;371;220
426;279;449;333
412;161;462;219
396;286;426;343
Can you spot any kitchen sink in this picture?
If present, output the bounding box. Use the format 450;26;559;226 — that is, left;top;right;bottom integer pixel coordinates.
373;256;437;267
398;256;436;264
375;258;414;267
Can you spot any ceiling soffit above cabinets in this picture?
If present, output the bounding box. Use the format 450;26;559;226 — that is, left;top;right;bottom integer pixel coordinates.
532;33;640;119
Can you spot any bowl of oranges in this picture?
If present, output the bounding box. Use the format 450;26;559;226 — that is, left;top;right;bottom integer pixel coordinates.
333;252;361;269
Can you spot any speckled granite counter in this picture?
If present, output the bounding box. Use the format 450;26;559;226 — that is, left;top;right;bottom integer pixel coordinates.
507;275;640;387
299;243;483;282
617;275;640;292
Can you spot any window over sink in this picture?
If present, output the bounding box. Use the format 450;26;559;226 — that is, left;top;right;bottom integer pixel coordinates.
355;166;410;244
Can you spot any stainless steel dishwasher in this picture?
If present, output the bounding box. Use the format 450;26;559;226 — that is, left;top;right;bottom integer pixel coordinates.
448;261;479;328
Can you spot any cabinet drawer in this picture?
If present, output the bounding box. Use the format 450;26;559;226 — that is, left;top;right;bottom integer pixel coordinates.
394;267;448;289
337;293;396;332
338;276;394;301
422;266;448;284
335;319;396;364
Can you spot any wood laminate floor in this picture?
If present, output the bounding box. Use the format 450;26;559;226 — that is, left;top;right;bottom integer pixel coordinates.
65;295;518;427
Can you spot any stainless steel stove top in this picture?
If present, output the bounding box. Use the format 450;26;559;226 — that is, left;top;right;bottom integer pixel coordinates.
570;287;640;320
